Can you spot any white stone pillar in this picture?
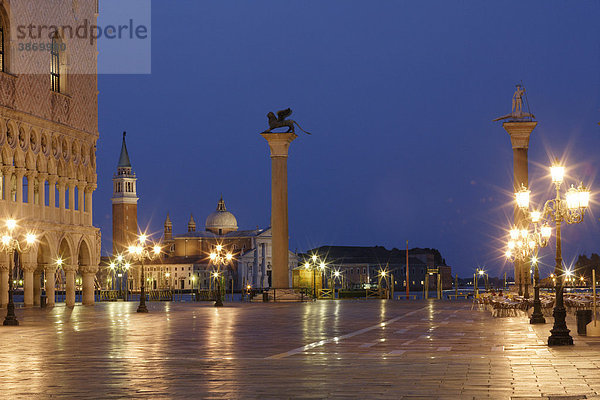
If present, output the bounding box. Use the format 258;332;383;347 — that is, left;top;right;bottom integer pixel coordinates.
45;266;56;306
57;178;66;224
48;175;57;221
38;173;47;220
15;167;25;204
78;180;85;225
33;271;41;306
68;179;75;224
81;265;98;305
26;171;35;206
85;184;95;226
23;262;35;306
261;132;296;289
65;265;76;307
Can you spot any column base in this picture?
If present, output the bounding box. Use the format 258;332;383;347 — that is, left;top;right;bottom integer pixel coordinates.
530;313;546;324
548;305;573;346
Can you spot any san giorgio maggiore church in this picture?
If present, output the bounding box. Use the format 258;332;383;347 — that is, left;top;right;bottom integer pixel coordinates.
111;135;299;292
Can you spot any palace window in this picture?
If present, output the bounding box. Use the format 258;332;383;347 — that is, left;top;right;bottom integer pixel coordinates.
51;36;60;92
0;13;4;72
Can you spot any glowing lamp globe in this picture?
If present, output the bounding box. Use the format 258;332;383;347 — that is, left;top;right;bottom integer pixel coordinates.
550;165;565;185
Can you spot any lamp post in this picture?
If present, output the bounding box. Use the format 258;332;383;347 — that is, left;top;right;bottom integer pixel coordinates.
514;163;591;345
0;219;36;326
109;254;130;300
127;234;162;313
303;254;326;299
379;269;390;299
209;244;233;307
505;218;551;324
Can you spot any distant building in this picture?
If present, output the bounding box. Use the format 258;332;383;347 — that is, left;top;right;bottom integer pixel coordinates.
301;246;452;291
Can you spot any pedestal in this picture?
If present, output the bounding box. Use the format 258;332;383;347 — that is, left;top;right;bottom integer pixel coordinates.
261;132;297;289
503;121;537;297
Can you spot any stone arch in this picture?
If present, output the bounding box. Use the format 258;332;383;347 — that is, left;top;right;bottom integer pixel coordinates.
18;125;28;152
25;151;35;171
36;234;52;272
57;235;74;266
77;237;92;267
13;148;24;168
47;157;57;175
36;154;47;174
57;159;66;177
0;145;10;166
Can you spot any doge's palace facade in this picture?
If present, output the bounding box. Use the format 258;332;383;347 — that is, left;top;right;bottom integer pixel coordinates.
0;0;100;307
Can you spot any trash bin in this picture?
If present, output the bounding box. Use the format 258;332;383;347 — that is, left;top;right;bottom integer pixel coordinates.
262;292;269;302
40;294;47;309
576;309;593;335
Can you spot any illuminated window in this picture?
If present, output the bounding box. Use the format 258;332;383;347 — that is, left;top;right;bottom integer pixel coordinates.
0;14;4;72
51;35;61;92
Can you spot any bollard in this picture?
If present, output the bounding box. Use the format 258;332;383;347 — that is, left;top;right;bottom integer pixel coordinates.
40;294;47;308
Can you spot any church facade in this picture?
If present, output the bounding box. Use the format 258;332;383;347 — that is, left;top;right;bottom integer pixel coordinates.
0;1;100;307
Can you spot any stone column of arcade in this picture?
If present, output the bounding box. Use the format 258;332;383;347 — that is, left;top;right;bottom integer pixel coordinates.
503;121;537;298
45;266;57;306
81;265;98;305
261;132;297;291
22;262;36;306
64;265;77;307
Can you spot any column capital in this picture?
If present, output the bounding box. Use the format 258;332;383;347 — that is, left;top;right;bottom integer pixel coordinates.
502;121;537;150
0;264;8;272
57;177;68;186
37;172;48;180
2;166;14;175
21;262;37;272
63;264;78;273
261;132;297;158
26;170;38;179
47;174;58;184
79;265;98;274
14;167;26;177
85;184;97;193
44;265;58;274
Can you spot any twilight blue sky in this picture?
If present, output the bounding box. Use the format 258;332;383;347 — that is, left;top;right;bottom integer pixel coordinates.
96;0;600;277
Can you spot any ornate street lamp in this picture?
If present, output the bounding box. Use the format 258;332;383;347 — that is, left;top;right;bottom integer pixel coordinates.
209;244;233;307
109;254;130;300
127;234;162;313
303;254;327;299
0;219;36;326
505;216;551;324
515;163;591;345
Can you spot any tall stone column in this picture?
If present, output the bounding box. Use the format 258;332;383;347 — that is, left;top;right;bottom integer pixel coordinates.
64;265;77;307
45;266;57;306
81;265;98;305
22;262;36;306
261;132;297;289
33;270;41;306
26;171;36;205
503;121;537;298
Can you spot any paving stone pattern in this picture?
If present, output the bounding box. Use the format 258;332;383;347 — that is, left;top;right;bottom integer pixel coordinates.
1;300;600;399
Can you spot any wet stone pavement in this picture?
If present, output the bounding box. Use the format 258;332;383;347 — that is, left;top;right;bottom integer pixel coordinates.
1;300;600;399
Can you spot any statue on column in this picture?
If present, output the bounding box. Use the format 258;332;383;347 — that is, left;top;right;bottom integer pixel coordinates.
263;108;312;135
493;84;535;122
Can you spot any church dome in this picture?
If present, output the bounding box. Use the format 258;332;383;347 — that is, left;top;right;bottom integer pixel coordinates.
205;197;238;235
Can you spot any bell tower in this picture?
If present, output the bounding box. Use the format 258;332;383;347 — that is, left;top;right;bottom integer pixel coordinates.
112;132;138;255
